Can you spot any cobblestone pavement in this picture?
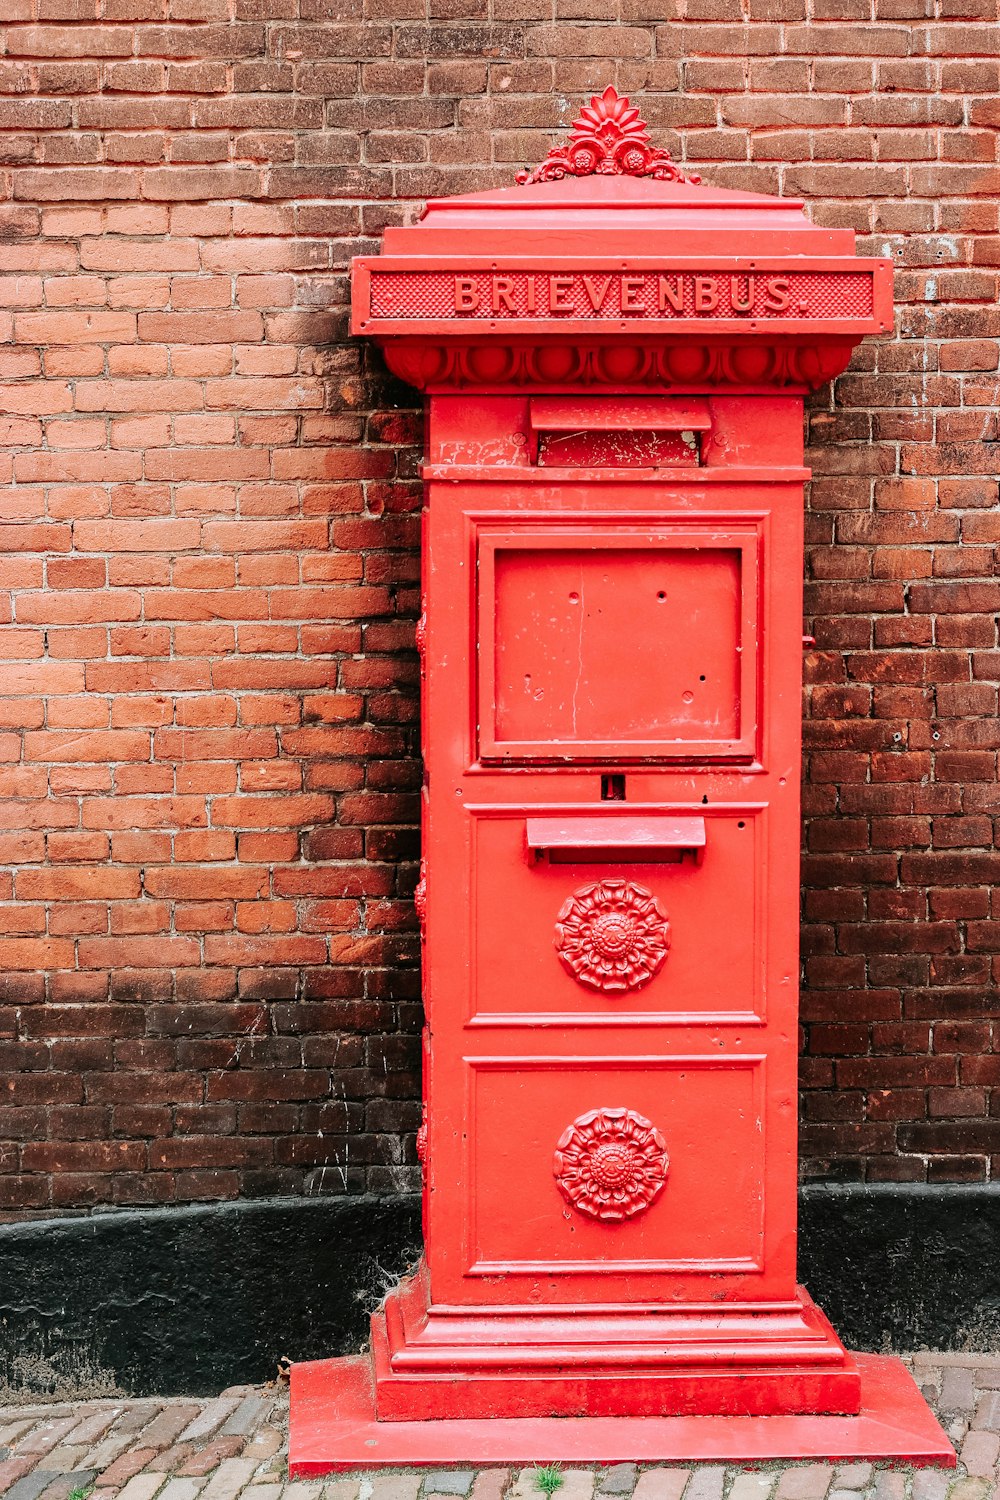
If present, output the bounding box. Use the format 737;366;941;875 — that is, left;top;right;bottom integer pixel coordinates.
3;1354;999;1500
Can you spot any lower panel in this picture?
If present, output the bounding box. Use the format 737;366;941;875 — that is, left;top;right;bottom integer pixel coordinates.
288;1352;955;1473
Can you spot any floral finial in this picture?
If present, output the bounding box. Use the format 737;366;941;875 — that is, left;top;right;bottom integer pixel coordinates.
516;85;700;187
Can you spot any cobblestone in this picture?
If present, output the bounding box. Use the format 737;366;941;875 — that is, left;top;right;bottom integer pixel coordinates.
596;1468;637;1497
2;1354;995;1500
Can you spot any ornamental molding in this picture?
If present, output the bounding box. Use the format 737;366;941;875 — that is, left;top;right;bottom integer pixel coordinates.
554;1107;669;1222
415;605;427;674
414;859;427;938
555;879;669;993
516;86;698;188
379;338;856;393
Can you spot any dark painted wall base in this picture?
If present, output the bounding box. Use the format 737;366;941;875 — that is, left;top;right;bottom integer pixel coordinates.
1;1184;996;1399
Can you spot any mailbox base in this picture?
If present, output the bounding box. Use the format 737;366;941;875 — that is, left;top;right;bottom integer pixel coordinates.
367;1267;862;1421
289;1351;955;1473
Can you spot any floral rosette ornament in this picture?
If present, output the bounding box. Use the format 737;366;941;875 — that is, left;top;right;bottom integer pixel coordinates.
516;86;700;187
555;879;669;993
554;1107;669;1222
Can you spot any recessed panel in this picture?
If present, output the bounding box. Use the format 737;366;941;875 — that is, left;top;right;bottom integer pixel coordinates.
468;806;764;1024
467;1056;764;1274
477;525;760;762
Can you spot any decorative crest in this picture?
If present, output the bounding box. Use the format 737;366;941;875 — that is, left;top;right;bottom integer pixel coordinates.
516;86;699;188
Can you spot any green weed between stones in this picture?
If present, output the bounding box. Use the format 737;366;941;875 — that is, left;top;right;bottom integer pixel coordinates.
534;1465;565;1496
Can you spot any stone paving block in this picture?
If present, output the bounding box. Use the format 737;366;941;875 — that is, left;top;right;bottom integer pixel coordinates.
66;1411;122;1448
468;1470;509;1500
243;1429;284;1464
97;1448;159;1487
597;1466;637;1496
43;1446;92;1472
727;1475;775;1500
633;1471;690;1500
176;1439;248;1478
775;1466;834;1500
280;1484;325;1500
5;1471;61;1500
18;1421;80;1457
961;1429;1000;1476
831;1466;871;1491
220;1398;272;1441
505;1471;538;1500
682;1465;727;1500
0;1455;42;1491
197;1457;259;1500
157;1480;208;1500
178;1402;243;1447
38;1472;99;1500
116;1472;170;1500
423;1472;476;1496
115;1409;166;1439
941;1367;978;1412
148;1444;195;1473
975;1391;1000;1430
873;1474;905;1500
79;1435;136;1473
370;1476;422;1500
138;1410;204;1454
553;1470;596;1500
0;1421;39;1446
910;1472;951;1500
945;1481;991;1500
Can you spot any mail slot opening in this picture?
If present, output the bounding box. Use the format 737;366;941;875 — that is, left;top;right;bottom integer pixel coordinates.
537;428;701;467
529;395;710;468
526;814;707;865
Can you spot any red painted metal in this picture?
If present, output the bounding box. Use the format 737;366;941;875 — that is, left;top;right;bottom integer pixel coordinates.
514;86;700;187
289;1353;955;1472
290;90;951;1466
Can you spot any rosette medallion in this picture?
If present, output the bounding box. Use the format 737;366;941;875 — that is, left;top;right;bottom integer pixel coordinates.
555;879;669;992
553;1107;669;1221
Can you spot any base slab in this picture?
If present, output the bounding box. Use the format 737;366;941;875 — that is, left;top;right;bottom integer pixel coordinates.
289;1352;956;1473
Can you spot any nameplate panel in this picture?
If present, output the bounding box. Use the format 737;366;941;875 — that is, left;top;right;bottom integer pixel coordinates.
359;263;887;333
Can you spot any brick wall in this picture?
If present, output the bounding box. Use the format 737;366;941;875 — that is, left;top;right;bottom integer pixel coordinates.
1;0;998;1215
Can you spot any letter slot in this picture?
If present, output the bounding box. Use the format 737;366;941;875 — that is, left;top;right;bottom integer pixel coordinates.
528;396;710;467
526;813;707;864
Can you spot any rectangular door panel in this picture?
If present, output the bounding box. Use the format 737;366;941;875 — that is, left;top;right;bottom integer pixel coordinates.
464;1055;765;1277
476;520;761;763
465;804;766;1025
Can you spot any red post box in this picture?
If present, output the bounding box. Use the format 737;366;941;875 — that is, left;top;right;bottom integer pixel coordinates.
290;90;953;1471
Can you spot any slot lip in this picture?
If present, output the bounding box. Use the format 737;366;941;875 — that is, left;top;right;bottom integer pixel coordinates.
525;812;707;864
527;396;711;466
528;397;712;433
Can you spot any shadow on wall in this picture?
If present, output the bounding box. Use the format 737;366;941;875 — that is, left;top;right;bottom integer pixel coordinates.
0;1196;422;1401
1;1184;999;1399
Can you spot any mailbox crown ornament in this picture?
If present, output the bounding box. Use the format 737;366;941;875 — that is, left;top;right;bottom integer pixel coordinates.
516;86;699;187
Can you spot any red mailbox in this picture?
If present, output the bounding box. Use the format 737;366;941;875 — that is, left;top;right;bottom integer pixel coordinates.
290;91;953;1470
